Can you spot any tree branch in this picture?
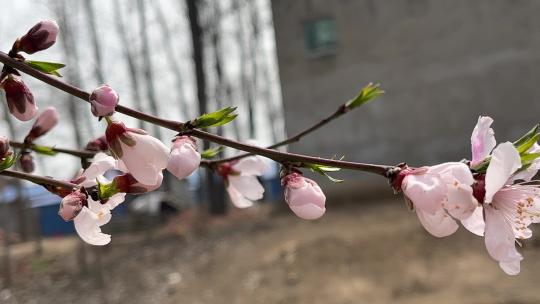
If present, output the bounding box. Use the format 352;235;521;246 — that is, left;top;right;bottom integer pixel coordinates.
0;51;395;177
0;169;76;190
10;141;96;158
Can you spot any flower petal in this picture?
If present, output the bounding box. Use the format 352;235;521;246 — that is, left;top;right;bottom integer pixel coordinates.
226;184;254;208
484;206;523;264
289;203;326;220
444;182;478;220
403;173;447;214
415;208;459;238
120;133;169;185
484;142;521;204
461;206;485;236
499;260;521;276
74;207;111;246
232;156;268;176
471;116;496;166
228;175;264;201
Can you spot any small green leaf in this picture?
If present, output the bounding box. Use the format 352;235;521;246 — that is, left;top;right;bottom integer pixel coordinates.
345;83;384;110
32;145;58;156
193;106;238;128
306;163;344;183
201;146;223;159
513;124;539;148
97;180;119;201
26;60;66;77
520;152;540;167
0;153;18;171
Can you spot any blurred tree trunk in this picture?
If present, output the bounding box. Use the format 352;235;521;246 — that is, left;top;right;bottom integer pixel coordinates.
233;0;256;139
83;0;105;83
137;0;162;138
153;0;190;121
186;0;227;215
113;0;145;129
54;0;89;276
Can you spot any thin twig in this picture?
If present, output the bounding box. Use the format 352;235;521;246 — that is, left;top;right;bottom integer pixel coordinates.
0;169;76;189
0;51;395;177
10;141;96;158
207;105;349;165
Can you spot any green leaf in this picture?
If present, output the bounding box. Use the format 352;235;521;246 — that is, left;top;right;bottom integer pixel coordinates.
193;106;238;128
306;163;344;183
26;60;66;77
0;153;18;171
201;146;224;159
520;152;540;167
32;145;58;156
97;180;119;201
513;124;539;149
345;83;384;110
515;133;540;155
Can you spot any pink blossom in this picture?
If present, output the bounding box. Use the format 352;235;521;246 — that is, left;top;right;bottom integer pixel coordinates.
282;172;326;220
90;85;119;117
218;156;268;208
105;121;168;185
16;20;59;54
58;189;87;221
25;106;58;142
397;162;478;237
167;136;201;180
1;74;37;121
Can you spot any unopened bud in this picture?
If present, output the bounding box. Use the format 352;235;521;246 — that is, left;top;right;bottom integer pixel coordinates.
112;172;162;194
16;20;59;54
24;106;58;143
90;85;119;117
1;74;37;121
167;136;201;180
19;153;35;173
85;135;109;152
282;172;326;220
58;189;87;221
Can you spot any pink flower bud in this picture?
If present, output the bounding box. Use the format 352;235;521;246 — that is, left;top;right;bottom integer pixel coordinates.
0;136;10;158
90;85;119;117
16;20;59;54
19;153;35;173
282;172;326;220
24;106;58;143
58;189;87;221
167;136;201;179
85;135;109;152
1;75;38;121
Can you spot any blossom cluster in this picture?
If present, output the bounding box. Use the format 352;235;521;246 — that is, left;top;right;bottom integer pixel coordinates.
393;117;540;275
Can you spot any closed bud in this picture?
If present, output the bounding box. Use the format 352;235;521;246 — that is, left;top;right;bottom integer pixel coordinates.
167;136;201;180
24;106;58;143
16;20;59;54
1;74;38;121
282;172;326;220
90;85;119;117
19;153;35;173
58;189;87;221
0;136;10;158
85;135;108;152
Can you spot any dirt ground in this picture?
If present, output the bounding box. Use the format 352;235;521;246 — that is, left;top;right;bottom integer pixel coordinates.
1;198;540;304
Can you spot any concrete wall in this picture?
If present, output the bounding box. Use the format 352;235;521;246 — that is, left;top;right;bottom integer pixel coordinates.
271;0;540;186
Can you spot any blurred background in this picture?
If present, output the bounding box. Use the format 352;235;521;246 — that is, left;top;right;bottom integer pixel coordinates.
1;0;540;303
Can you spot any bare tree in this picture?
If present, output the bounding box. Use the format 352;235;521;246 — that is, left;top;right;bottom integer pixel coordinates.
113;0;146;129
152;0;190;120
83;0;105;83
136;0;162;138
